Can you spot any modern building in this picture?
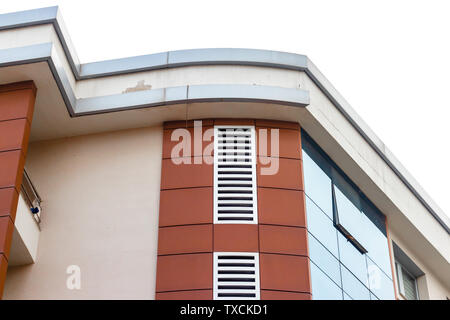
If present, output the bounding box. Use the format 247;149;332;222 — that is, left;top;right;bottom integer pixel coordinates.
0;6;448;300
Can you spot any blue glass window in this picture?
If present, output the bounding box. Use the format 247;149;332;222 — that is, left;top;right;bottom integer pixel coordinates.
341;265;371;300
306;196;339;258
302;130;393;300
367;257;395;300
308;232;341;286
310;262;343;300
303;151;333;219
338;232;368;285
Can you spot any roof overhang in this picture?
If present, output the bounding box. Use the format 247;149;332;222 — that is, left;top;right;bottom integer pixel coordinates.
0;6;448;285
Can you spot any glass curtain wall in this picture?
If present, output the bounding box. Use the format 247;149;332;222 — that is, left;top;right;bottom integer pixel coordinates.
302;130;395;300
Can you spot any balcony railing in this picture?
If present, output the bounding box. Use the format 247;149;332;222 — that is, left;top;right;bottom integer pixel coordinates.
20;169;42;227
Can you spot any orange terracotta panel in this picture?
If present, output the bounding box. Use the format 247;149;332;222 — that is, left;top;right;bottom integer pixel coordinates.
214;224;258;252
0;188;19;221
259;225;308;256
156;253;213;292
163;126;214;159
260;254;311;293
0;217;14;260
261;290;311;300
0;119;30;155
258;188;306;227
0;150;25;190
214;119;255;126
159;188;213;227
158;225;213;255
0;81;36;94
0;254;7;299
255;120;300;130
161;157;213;189
164;119;214;129
0;88;36;123
256;127;301;159
257;157;303;190
156;290;212;300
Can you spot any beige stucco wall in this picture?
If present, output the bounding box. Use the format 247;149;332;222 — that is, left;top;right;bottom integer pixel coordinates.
3;125;162;299
389;232;450;300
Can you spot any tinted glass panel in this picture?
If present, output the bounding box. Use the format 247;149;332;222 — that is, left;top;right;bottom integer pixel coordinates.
308;232;341;286
303;151;333;219
338;232;368;285
310;262;343;300
301;130;394;300
334;184;366;246
306;196;339;257
341;265;370;300
366;257;395;300
362;219;392;278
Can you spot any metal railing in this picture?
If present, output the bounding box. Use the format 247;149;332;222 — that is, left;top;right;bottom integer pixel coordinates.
20;169;42;227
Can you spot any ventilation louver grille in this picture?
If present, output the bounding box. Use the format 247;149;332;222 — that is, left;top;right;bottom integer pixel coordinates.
214;126;258;224
213;252;260;300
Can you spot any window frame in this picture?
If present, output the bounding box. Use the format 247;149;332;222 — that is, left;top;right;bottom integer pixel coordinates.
395;261;419;300
332;183;368;254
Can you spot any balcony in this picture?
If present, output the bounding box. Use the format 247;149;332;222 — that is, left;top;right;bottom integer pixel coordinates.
9;171;41;266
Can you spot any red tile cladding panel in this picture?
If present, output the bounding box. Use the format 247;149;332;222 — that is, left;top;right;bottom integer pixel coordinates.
158;225;213;255
213;224;259;252
257;157;303;190
160;157;213;189
0;217;14;260
0;119;31;155
260;290;311;300
255;120;300;130
260;253;311;293
0;255;7;298
156;253;213;292
0;87;36;122
258;188;306;227
156;290;213;300
0;150;25;190
0;188;19;221
256;127;301;159
163;126;214;159
259;225;308;256
159;188;213;227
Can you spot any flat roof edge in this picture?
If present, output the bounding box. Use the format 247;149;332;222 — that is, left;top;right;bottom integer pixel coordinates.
0;6;448;233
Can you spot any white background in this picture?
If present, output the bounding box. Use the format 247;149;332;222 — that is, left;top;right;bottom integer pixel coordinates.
2;0;449;218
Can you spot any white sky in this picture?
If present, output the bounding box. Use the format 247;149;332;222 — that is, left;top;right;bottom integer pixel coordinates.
2;0;450;218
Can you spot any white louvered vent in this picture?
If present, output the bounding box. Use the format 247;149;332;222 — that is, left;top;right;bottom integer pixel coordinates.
214;126;258;224
213;252;260;300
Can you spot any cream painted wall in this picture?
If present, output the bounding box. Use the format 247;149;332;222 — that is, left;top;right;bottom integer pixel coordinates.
3;125;162;299
390;232;450;300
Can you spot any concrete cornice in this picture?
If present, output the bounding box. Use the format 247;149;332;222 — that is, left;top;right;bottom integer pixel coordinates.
0;6;448;233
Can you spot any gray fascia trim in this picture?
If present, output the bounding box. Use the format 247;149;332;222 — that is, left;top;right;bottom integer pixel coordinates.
0;6;448;233
0;6;81;78
0;42;51;67
80;48;308;79
0;6;58;30
0;42;77;116
74;84;309;116
80;52;168;79
187;84;309;107
305;58;450;234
